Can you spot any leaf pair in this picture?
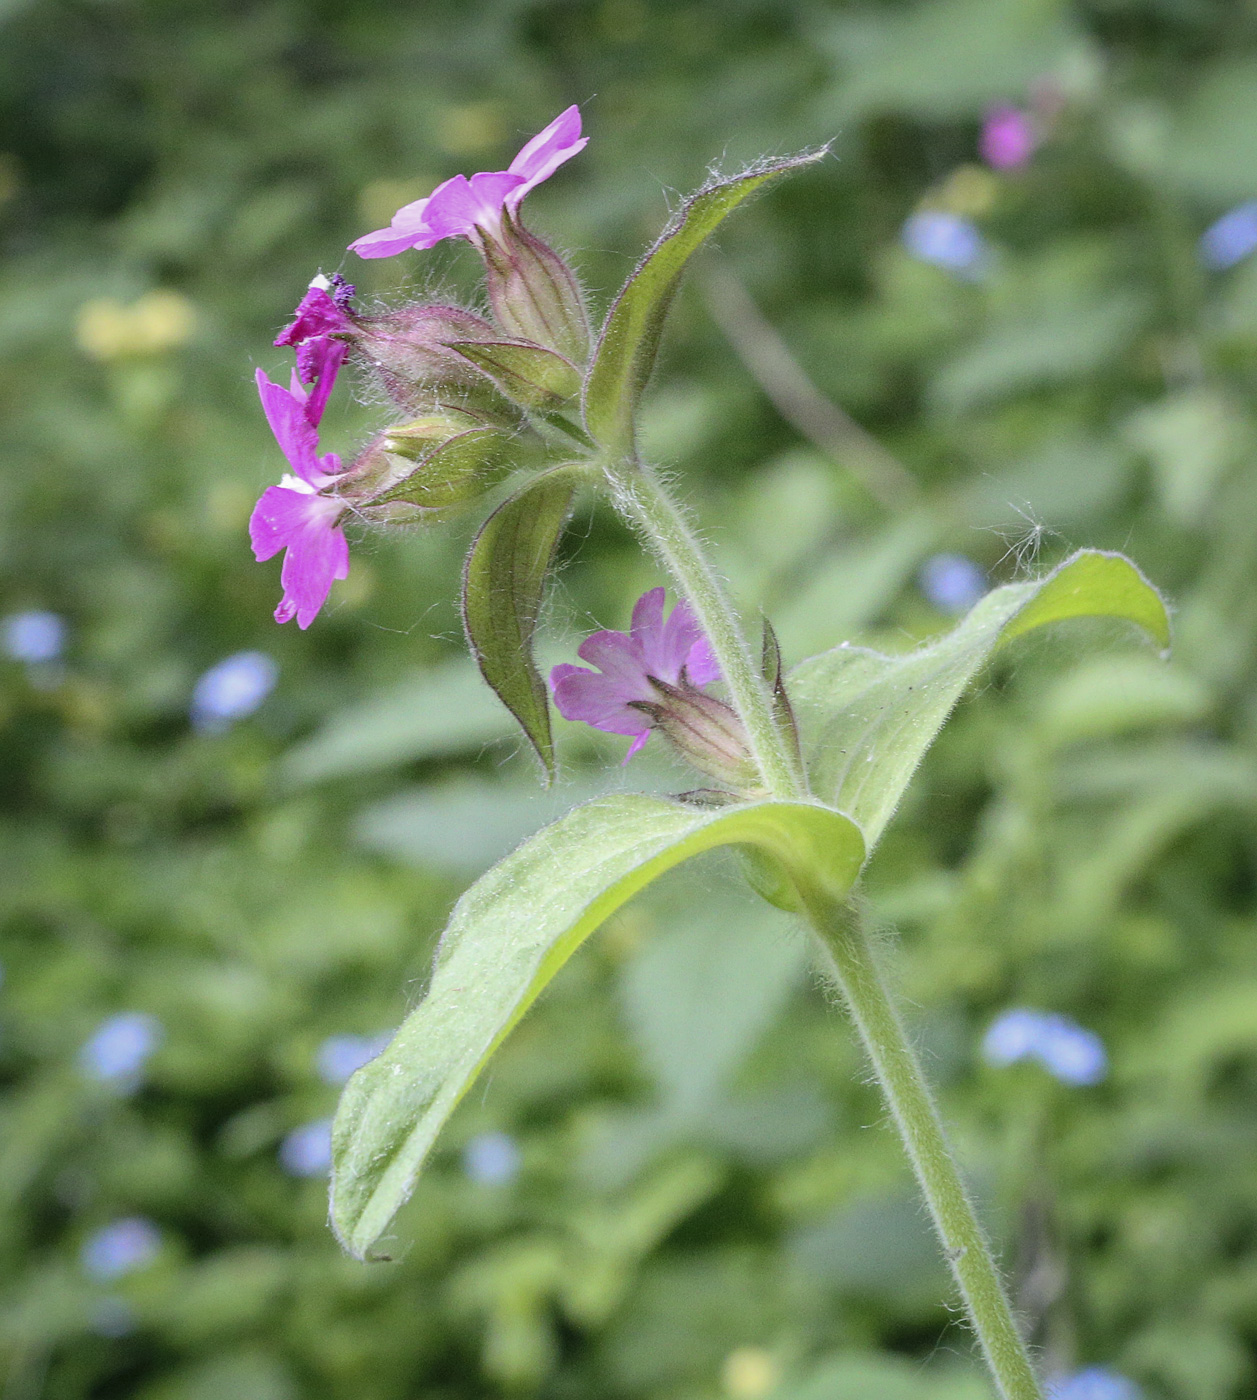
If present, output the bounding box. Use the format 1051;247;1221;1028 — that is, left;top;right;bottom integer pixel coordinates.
463;150;828;778
333;549;1169;1260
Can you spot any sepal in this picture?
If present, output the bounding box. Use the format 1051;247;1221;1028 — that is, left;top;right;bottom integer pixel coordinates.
352;303;510;415
346;416;511;518
448;339;581;413
480;210;590;364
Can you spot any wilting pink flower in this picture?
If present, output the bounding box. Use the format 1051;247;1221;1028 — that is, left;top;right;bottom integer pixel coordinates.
350;106;587;260
249;368;350;628
274;275;355;425
979;105;1037;170
550;588;720;760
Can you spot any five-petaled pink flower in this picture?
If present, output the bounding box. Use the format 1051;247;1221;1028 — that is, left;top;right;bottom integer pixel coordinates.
249;368;350;629
350;106;587;260
979;105;1037;170
550;588;720;760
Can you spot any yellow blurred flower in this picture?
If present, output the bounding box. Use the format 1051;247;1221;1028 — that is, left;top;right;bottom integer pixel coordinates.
75;290;196;362
721;1347;780;1400
926;164;1001;219
358;176;434;231
437;102;506;158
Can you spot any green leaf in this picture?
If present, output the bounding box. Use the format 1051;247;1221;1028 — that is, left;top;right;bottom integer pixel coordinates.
462;465;582;779
448;340;581;413
583;151;824;454
789;550;1170;850
280;660;519;787
330;794;864;1259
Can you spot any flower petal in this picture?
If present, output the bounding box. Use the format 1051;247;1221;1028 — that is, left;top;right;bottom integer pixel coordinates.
348;192;441;258
550;662;652;739
507;105;587;202
275;286;353;351
298;338;348;426
278;513;350;629
255;370;321;483
423;171;525;241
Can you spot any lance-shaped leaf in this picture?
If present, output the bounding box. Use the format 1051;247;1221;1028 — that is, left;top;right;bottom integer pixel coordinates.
584;150;825;454
789;549;1171;850
330;794;864;1259
463;465;583;778
449;340;582;413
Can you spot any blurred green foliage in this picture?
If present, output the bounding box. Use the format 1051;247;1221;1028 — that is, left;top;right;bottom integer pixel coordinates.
3;0;1257;1397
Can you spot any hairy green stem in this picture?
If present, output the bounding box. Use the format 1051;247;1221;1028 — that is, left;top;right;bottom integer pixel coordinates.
800;889;1044;1400
601;456;805;799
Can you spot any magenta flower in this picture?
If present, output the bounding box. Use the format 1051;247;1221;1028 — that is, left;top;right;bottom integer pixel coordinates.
249;368;350;628
350;105;587;259
274;274;355;425
550;588;720;760
979;105;1037;170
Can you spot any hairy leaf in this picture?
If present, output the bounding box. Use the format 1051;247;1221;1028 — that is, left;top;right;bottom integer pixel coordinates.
789;550;1170;850
584;151;825;454
462;465;582;779
330;795;864;1258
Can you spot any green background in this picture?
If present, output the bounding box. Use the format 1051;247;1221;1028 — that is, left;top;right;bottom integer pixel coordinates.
3;0;1257;1396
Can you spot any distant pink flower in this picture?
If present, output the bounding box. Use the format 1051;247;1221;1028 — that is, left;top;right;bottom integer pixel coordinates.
350;105;587;260
980;105;1037;170
274;275;355;425
249;368;350;628
550;588;720;761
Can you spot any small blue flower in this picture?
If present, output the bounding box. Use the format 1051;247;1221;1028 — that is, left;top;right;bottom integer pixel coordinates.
81;1218;161;1281
190;651;279;733
983;1009;1107;1086
1036;1015;1108;1086
463;1131;521;1186
1199;202;1257;271
2;610;66;664
1048;1367;1142;1400
315;1032;391;1086
79;1013;162;1093
902;211;987;277
919;553;987;614
279;1119;333;1177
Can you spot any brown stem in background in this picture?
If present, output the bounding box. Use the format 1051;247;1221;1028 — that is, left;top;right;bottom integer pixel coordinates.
702;261;921;512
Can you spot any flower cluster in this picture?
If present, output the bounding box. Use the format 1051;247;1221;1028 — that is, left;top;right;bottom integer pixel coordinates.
250;109;590;627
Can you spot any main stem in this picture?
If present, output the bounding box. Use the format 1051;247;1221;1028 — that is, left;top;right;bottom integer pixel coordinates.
602;456;805;800
801;888;1044;1400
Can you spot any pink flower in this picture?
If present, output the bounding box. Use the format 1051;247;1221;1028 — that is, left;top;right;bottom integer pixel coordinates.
979;105;1037;170
274;275;355;425
550;588;720;760
350;106;587;260
249;368;350;628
